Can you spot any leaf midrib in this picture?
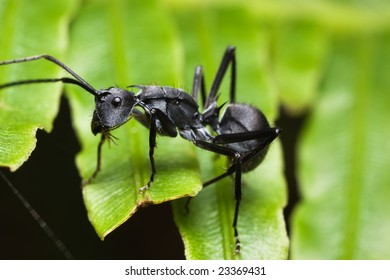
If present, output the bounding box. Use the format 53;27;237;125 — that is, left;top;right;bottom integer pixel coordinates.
341;38;371;259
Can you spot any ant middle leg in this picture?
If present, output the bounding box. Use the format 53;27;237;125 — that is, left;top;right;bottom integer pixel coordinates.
199;46;237;130
192;46;236;110
205;46;236;108
191;66;207;106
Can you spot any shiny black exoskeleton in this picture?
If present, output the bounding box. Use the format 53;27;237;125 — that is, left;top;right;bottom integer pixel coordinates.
0;46;280;253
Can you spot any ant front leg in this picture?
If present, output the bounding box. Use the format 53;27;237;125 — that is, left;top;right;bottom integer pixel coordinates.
139;111;157;193
82;133;107;186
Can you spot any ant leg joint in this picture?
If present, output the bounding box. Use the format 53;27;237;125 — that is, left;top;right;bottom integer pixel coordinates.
235;238;241;254
139;180;151;193
234;227;241;254
139;173;154;193
139;185;149;193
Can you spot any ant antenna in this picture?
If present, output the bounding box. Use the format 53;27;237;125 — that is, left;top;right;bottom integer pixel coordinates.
0;170;74;259
0;55;97;96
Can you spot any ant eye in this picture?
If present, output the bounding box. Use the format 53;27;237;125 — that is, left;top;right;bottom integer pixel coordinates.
112;96;122;107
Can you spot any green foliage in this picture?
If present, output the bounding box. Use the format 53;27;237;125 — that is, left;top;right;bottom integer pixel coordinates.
1;0;389;259
0;0;77;170
292;34;390;259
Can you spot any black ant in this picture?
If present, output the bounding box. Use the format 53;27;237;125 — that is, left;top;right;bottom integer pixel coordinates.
0;46;280;254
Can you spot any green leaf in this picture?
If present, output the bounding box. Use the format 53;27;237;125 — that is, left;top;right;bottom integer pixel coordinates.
0;0;78;170
271;21;328;114
291;33;390;259
66;0;288;258
3;0;390;261
169;6;288;259
1;0;288;259
65;0;202;239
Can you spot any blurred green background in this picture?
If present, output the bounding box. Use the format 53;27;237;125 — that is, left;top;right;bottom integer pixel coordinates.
0;0;389;259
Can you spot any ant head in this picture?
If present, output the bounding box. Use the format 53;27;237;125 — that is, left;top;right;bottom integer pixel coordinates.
91;87;137;135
